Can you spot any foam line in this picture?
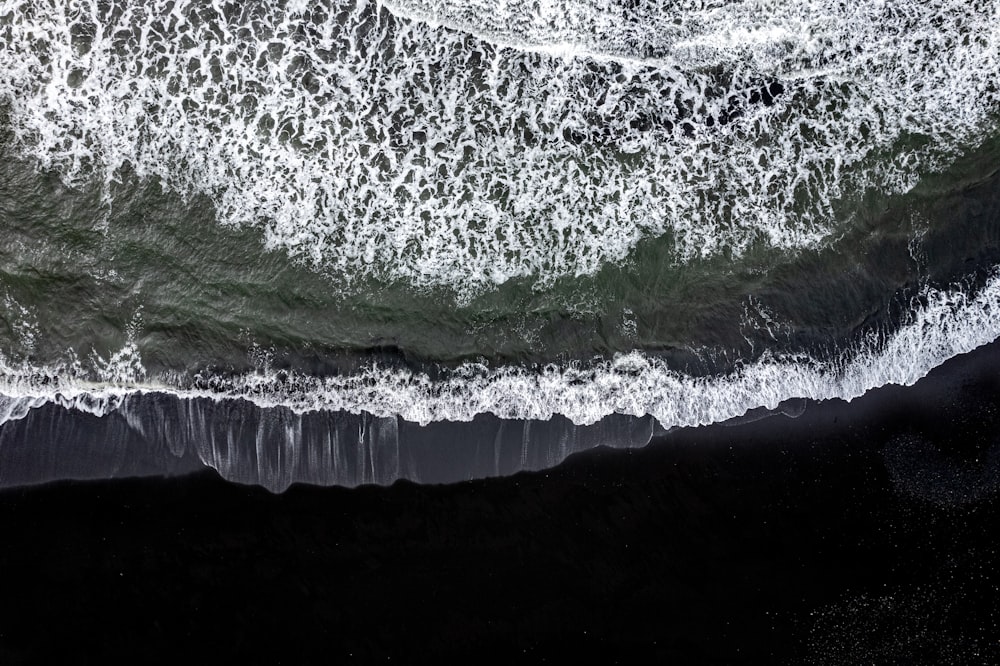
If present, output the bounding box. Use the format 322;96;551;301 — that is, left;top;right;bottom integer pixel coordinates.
1;275;999;431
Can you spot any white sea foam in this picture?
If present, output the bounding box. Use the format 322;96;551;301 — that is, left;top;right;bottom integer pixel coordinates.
0;292;39;355
1;273;999;431
0;0;996;297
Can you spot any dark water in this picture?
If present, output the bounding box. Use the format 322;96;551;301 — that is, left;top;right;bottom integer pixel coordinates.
1;129;999;374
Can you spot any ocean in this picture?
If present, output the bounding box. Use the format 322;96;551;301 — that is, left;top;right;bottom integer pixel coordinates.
0;0;999;660
0;0;998;489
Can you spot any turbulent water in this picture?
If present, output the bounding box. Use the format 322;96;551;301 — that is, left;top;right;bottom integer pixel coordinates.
0;0;998;490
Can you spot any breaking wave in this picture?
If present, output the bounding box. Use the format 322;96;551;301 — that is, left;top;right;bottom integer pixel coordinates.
2;273;1000;431
0;0;997;297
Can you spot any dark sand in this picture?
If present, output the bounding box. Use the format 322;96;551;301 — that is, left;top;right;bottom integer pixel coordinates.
2;342;1000;663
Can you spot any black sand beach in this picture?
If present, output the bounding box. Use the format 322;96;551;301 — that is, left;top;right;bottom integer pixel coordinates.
2;340;999;664
2;2;999;663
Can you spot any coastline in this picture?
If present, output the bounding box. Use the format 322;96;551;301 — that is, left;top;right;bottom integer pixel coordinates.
2;338;999;662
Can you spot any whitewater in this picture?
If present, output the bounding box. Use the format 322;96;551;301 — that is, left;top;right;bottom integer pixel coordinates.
1;0;996;294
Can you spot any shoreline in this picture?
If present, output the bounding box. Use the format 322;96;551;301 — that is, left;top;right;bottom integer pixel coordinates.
2;334;999;662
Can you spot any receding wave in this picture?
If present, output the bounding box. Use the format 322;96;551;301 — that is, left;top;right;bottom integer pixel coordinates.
0;0;996;297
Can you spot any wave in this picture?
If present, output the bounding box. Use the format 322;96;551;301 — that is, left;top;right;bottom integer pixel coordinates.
2;273;999;432
1;0;996;297
1;271;999;490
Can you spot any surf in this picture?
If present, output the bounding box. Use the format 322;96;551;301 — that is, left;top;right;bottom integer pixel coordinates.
0;0;995;298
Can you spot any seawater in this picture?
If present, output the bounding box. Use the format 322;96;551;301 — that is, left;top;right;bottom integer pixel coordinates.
0;0;998;489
